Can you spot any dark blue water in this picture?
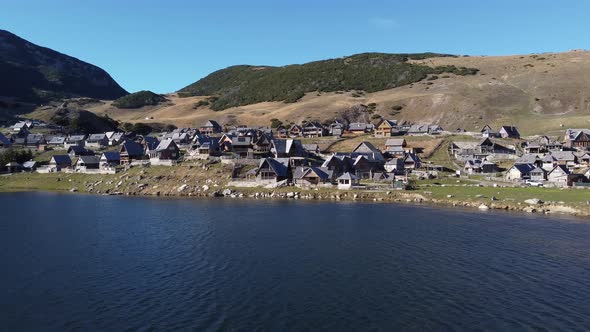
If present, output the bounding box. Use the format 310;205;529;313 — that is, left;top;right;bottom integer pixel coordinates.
1;192;590;331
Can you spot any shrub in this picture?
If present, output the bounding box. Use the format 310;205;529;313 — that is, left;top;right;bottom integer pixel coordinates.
113;90;166;109
270;118;283;128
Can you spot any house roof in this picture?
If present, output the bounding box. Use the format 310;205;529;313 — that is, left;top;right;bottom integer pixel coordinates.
549;164;570;175
67;135;86;142
348;122;371;131
155;139;178;152
302;144;319;152
293;166;332;179
67;146;93;155
385;138;405;147
509;163;536;174
258;158;290;177
231;136;252;146
87;133;107;141
142;136;160;150
121;141;144;156
47;136;66;144
101;151;121;161
0;133;10;145
499;126;520;137
202;120;221;129
77;155;100;165
51;155;72;165
515;154;540;164
337;172;358;180
22;161;37;168
550;151;576;161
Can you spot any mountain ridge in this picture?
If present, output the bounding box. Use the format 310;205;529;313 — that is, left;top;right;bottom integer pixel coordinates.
0;29;128;102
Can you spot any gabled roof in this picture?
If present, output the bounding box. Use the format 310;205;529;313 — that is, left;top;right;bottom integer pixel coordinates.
142;136;160;150
257;158;290;177
377;119;397;128
0;133;10;145
337;172;358;180
385;138;405;147
121;141;144;156
499;126;520;137
202;120;222;129
87;133;107;141
50;155;72;165
47;136;66;144
352;141;381;154
67;135;86;142
549;165;570;175
22;161;37;168
77;155;100;165
67;146;94;155
550;151;576;161
515;154;540;164
101;151;121;162
508;163;536;174
293;166;333;179
155;139;179;152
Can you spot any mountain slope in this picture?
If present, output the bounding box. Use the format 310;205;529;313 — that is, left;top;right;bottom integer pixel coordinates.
0;29;128;102
178;53;478;110
88;51;590;136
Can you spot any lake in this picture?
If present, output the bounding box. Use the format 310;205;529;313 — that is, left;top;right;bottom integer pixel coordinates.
1;192;590;331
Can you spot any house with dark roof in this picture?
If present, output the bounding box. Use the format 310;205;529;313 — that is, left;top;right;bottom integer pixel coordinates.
67;146;94;157
150;139;180;161
0;133;12;149
191;136;221;157
255;158;291;182
498;126;520;139
120;141;145;164
49;155;72;171
505;163;536;181
74;155;100;171
480;125;498;138
100;151;121;169
348;122;373;134
271;139;305;158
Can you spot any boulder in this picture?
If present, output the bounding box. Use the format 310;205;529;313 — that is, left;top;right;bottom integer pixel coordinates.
524;198;543;205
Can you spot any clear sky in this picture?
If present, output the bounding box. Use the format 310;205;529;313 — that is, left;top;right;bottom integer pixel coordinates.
2;0;589;93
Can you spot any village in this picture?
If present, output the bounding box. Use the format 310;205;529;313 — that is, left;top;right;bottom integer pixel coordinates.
1;117;590;207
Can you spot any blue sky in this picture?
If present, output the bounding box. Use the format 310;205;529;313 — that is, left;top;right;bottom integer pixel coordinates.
2;0;589;93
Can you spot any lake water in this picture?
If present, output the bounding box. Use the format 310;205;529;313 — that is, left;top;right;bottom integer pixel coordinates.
1;192;590;331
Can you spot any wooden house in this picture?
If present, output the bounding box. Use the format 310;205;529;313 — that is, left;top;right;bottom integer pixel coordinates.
302;121;326;137
255;158;291;182
374;119;398;137
289;125;303;137
149;139;180;161
293;166;334;186
199;120;222;135
564;129;590;149
120;141;145;164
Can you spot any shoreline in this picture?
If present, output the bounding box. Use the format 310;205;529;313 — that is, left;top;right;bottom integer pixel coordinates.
1;175;588;218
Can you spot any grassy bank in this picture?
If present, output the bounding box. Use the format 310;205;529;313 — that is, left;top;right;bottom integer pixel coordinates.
1;166;589;217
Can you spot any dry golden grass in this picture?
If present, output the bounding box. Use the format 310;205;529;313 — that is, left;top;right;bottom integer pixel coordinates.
46;50;590;135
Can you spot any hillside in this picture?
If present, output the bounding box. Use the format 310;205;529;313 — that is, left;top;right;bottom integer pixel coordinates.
178;53;478;110
113;90;168;109
83;50;590;135
0;29;128;103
